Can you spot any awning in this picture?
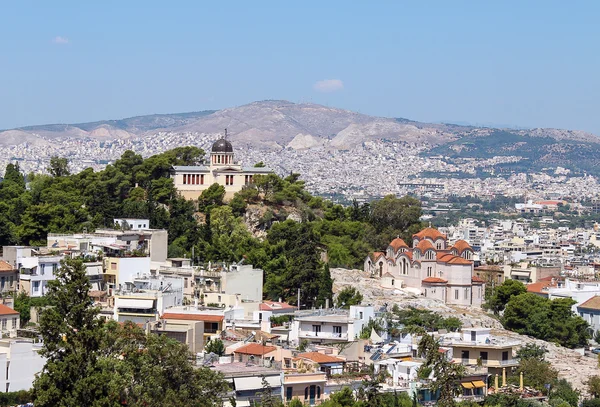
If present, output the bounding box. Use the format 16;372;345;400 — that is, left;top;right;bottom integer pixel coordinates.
234;376;280;391
116;298;154;309
461;382;474;389
472;380;486;388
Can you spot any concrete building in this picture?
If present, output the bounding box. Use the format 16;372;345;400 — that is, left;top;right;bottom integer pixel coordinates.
577;296;600;337
283;372;328;406
147;318;205;354
0;261;18;295
0;305;19;335
0;339;45;392
18;255;61;298
113;218;150;230
290;306;374;344
171;136;273;201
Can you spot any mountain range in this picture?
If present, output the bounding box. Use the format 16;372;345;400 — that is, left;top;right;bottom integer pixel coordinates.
2;100;600;174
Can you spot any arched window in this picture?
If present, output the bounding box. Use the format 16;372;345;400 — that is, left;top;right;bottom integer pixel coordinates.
378;262;383;277
305;387;309;400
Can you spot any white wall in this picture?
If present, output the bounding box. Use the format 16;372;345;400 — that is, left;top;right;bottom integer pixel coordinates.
223;265;263;302
0;341;46;392
118;257;151;286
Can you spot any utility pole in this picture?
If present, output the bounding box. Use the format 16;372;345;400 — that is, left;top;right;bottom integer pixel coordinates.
297;288;301;310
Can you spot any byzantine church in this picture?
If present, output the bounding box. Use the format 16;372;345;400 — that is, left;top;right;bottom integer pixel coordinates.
364;227;485;307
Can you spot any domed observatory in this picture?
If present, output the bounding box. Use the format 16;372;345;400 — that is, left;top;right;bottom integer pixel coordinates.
170;130;272;201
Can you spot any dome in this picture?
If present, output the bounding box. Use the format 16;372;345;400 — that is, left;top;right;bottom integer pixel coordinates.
211;138;233;153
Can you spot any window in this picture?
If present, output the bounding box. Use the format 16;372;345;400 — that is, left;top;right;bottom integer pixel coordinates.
465;288;469;300
427;267;432;277
312;325;321;335
52;264;58;273
11;318;17;329
471;331;476;341
424;289;427;297
391;279;394;286
480;351;488;364
40;264;45;275
33;281;40;292
502;351;509;361
245;175;253;185
0;319;5;330
461;350;469;361
359;312;363;320
455;290;459;300
286;387;293;400
238;354;243;362
183;174;187;184
111;262;117;270
200;174;204;185
333;326;342;337
0;277;4;289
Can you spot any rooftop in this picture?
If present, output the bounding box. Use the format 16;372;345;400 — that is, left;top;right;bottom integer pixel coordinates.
233;343;277;355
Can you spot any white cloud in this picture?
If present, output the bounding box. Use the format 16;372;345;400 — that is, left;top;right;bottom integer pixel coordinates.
52;36;69;44
313;79;344;93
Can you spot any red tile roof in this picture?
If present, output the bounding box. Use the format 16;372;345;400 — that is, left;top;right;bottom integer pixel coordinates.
422;277;448;284
298;352;345;364
526;281;556;295
0;304;19;316
162;313;224;322
579;296;600;311
436;252;472;265
259;301;297;311
415;239;435;252
0;261;14;272
471;276;485;284
535;200;563;206
452;240;473;253
413;227;446;241
234;343;277;355
389;237;408;251
370;252;385;262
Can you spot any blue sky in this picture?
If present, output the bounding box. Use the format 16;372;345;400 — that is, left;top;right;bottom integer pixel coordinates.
1;1;599;133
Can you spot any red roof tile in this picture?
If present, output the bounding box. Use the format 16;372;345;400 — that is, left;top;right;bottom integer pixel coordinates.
0;304;19;316
413;227;446;241
298;352;345;364
436;252;471;265
389;237;408;251
260;301;297;311
234;343;277;355
0;261;14;272
370;252;385;262
415;240;435;252
452;240;473;254
527;281;556;294
579;296;600;311
162;313;224;322
422;277;447;284
471;276;485;283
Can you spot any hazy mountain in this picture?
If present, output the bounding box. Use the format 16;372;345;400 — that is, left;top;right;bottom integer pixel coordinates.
1;100;598;151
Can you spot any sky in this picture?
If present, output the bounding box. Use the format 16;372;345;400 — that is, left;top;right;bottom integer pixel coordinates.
1;1;599;133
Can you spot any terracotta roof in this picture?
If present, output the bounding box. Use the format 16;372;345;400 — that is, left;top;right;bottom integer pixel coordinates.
0;304;19;315
579;296;600;311
422;277;447;284
413;227;446;241
89;290;107;298
162;313;224;322
535;200;563;206
415;240;435;252
298;352;345;364
0;261;14;272
436;252;472;265
259;301;297;311
389;237;408;251
452;240;473;254
471;276;485;284
527;281;556;295
234;343;277;355
370;252;385;262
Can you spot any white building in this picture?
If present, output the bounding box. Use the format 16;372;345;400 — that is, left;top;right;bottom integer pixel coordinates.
171;136;273;201
113;218;150;230
0;339;45;392
290;305;375;344
18;255;61;298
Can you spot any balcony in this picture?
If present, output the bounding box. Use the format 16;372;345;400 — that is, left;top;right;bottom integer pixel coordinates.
298;331;348;340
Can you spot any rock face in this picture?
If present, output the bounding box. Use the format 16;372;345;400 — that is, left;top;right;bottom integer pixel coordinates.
330;267;600;393
286;133;326;150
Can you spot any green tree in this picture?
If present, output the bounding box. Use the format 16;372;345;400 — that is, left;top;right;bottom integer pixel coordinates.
586;375;600;398
336;286;363;308
47;156;71;177
487;279;526;314
515;358;558;395
516;344;548;361
198;183;226;213
549;379;579;407
205;338;225;356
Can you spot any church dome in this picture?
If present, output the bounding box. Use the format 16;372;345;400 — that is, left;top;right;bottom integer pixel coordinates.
211;138;233;153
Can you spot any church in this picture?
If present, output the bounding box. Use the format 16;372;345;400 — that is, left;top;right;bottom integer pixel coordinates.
364;227;485;307
170;136;273;200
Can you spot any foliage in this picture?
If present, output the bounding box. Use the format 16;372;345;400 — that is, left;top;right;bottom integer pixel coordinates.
502;293;589;348
0;390;33;407
13;291;52;325
47;156;71;177
486;279;526;315
269;314;293;326
359;318;385;340
336;287;363;308
583;400;600;407
414;329;465;407
32;257;229;407
205;338;225;356
515;358;558;395
516;343;548;361
549;379;579;407
586;375;600;398
392;306;462;332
